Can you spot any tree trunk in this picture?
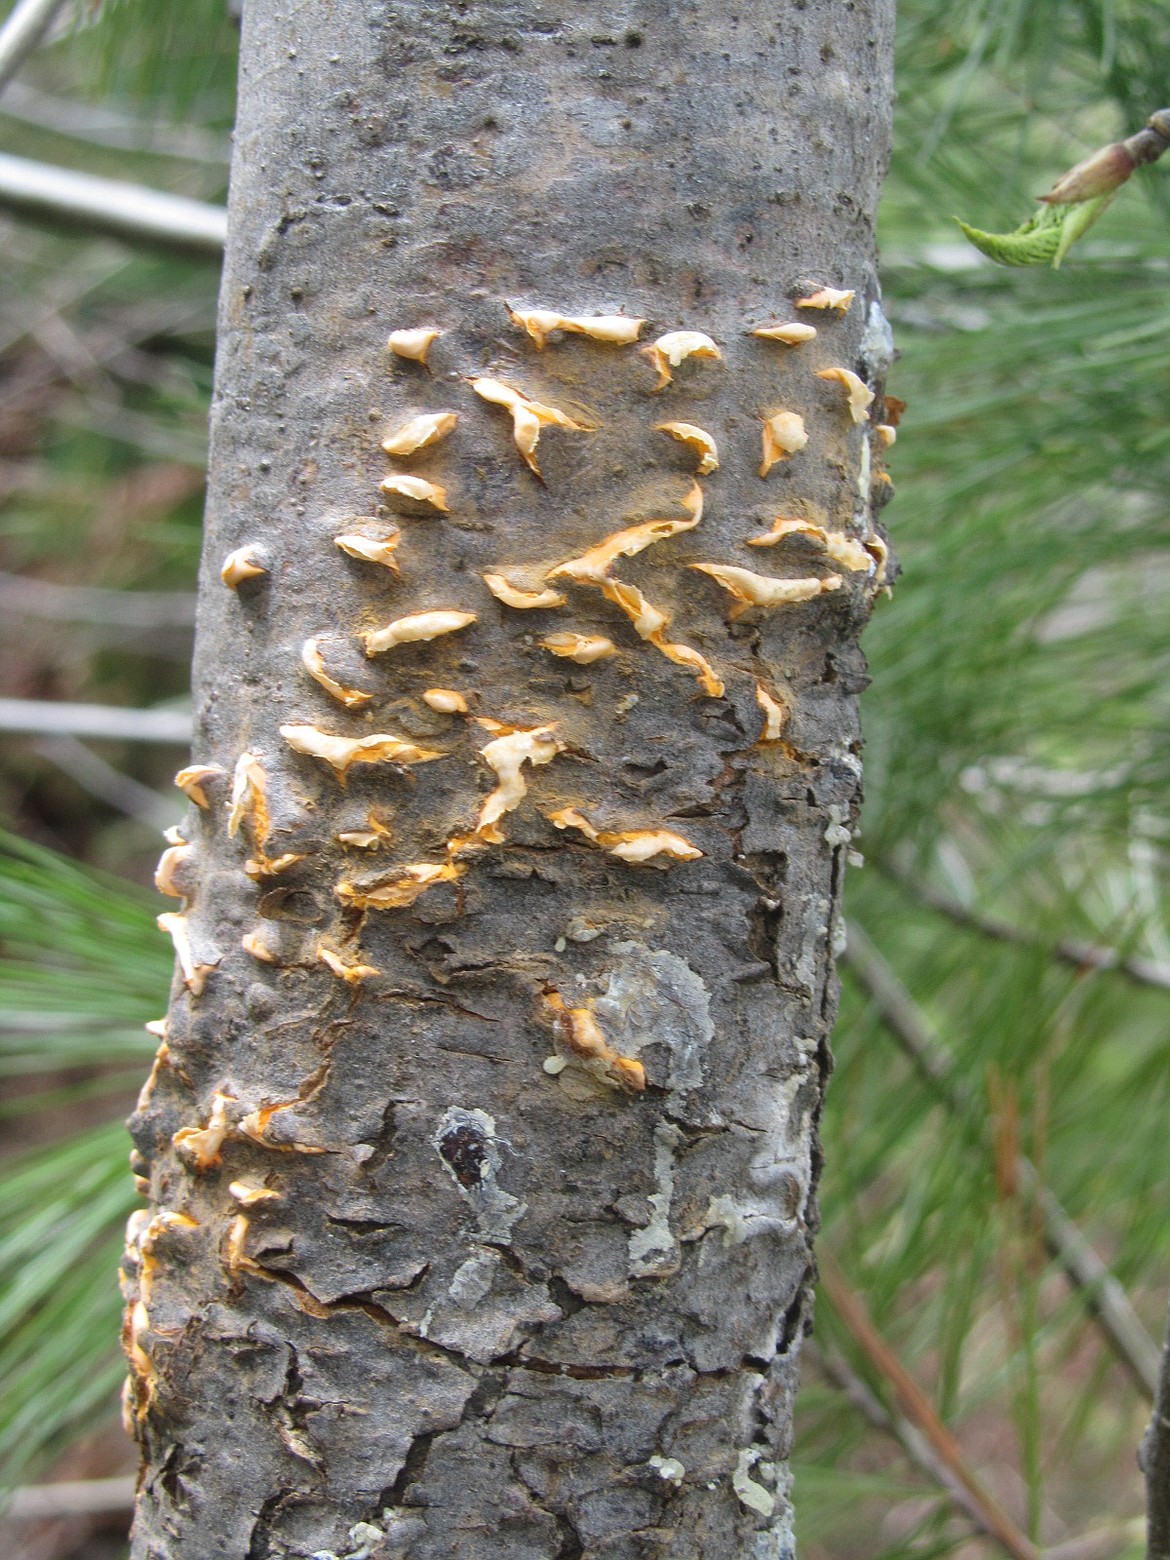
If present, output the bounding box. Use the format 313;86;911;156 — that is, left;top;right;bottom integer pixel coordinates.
1142;1297;1170;1559
123;3;895;1555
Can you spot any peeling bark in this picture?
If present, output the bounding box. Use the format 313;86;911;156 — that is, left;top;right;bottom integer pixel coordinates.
124;3;895;1555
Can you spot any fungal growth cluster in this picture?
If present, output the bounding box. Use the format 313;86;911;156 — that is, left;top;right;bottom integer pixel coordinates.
142;275;893;1134
129;275;894;1545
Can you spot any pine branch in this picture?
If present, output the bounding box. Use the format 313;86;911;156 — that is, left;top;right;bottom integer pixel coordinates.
33;735;177;828
4;1474;135;1521
842;920;1162;1399
819;1249;1039;1560
0;80;231;163
1044;1525;1145;1560
0;0;70;94
0;152;226;254
0;571;196;628
808;1338;1002;1541
881;861;1170;995
0;697;191;743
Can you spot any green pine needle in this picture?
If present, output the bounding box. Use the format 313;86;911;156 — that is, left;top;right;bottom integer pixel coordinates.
0;834;168;1483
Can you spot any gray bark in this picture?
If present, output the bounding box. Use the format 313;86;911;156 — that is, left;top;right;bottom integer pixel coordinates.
1142;1297;1170;1559
123;3;895;1556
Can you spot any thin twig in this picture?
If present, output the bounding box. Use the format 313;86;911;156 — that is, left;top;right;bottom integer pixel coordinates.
0;697;192;744
0;572;196;627
1044;1521;1145;1560
842;920;1162;1400
50;392;210;467
809;1338;1140;1560
0;251;127;359
882;859;1170;994
0;80;231;164
806;1338;992;1540
819;1250;1039;1560
1141;1296;1170;1559
34;736;179;829
0;152;226;255
4;1474;136;1520
0;0;70;95
1024;1170;1160;1398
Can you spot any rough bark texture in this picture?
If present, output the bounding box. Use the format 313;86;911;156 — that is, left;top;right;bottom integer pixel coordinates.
1142;1299;1170;1559
123;4;895;1556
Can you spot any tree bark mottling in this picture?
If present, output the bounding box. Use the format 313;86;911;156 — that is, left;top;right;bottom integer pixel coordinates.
124;3;895;1556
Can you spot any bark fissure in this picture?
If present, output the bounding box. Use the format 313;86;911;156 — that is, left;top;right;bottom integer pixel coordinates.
125;2;895;1554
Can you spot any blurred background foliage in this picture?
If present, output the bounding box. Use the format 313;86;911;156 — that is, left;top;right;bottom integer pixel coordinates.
0;0;1167;1556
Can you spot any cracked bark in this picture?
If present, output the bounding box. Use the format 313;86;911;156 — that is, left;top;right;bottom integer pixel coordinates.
124;3;895;1556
